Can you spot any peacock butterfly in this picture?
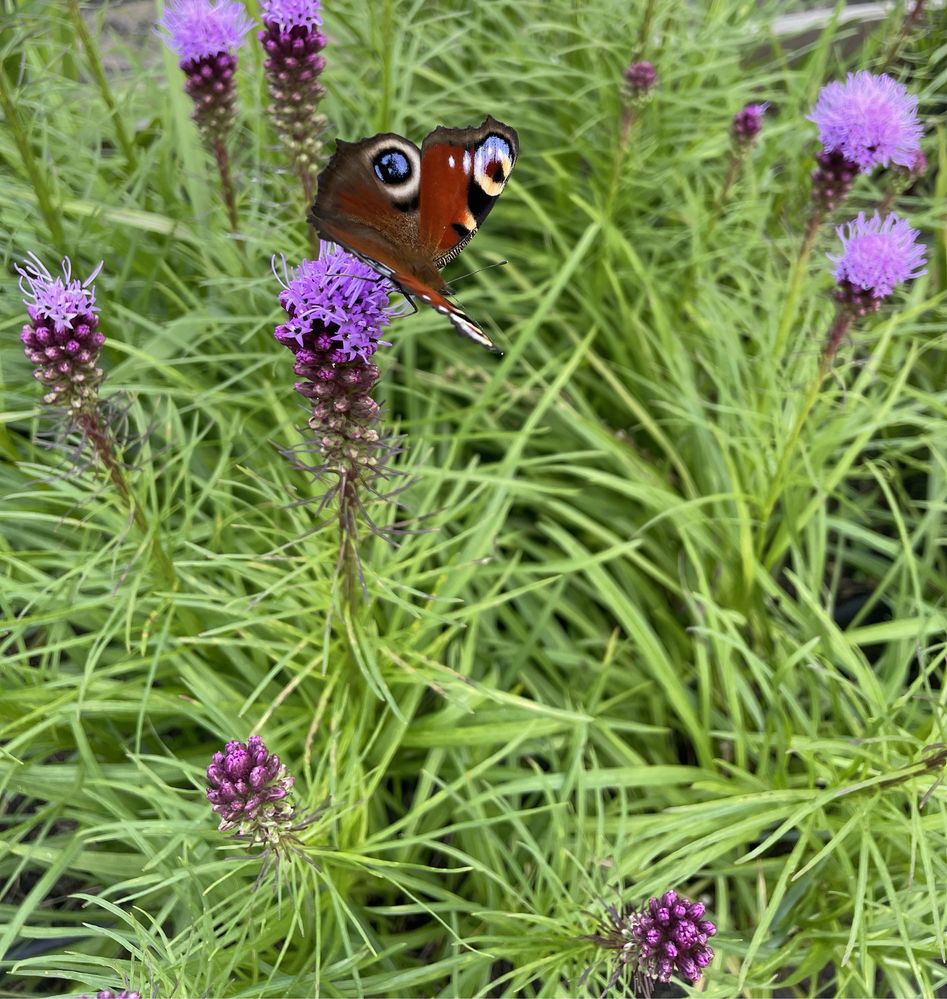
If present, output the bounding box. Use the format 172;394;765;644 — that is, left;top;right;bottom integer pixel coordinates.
307;116;519;355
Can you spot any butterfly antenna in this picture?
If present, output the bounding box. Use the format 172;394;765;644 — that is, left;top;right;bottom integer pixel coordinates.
448;259;509;285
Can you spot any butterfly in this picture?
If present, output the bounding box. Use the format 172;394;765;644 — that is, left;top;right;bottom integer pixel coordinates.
307;116;519;355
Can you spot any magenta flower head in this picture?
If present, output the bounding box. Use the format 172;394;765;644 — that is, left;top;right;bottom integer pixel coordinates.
79;991;141;999
590;891;717;997
808;71;923;173
259;0;328;201
273;243;398;487
623;59;657;100
731;103;767;147
829;211;926;319
206;735;295;843
17;253;105;414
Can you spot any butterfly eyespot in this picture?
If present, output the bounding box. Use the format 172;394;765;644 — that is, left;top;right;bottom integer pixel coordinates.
373;149;412;185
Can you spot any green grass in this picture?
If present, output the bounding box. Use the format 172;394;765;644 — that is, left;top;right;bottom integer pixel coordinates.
2;0;947;996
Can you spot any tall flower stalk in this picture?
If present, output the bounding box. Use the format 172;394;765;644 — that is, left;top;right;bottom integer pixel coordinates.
774;72;922;364
714;102;766;219
757;212;927;572
273;244;400;604
16;254;177;587
259;0;328;206
159;0;254;231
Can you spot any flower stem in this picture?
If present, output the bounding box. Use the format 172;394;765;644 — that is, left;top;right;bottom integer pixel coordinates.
77;406;179;591
880;0;924;73
710;150;742;226
212;139;239;232
0;64;64;245
67;0;137;170
772;211;822;365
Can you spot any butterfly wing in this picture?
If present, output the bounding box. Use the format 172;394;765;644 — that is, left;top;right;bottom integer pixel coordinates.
419;116;518;268
308;119;517;355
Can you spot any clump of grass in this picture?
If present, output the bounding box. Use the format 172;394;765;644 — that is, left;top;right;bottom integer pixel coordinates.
1;1;945;997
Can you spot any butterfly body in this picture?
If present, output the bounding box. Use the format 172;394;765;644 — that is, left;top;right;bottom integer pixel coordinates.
308;116;518;354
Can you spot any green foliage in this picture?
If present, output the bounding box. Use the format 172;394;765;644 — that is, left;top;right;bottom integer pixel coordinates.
2;0;947;996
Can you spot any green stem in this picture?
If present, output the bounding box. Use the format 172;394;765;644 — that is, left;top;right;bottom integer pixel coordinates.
212;139;239;232
78;407;178;592
755;310;852;568
771;212;822;366
67;0;138;170
0;64;64;245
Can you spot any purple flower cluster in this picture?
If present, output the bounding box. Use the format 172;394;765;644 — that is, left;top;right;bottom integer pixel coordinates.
206;735;295;839
17;254;106;413
159;0;253;63
623;59;657;100
731;103;766;147
259;0;328;200
630;891;716;987
592;891;716;996
808;71;922;172
158;0;253;221
79;991;141;999
830;211;926;315
273;244;397;480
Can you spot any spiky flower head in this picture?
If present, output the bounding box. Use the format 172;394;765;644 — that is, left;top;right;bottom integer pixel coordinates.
808;71;923;172
830;212;926;316
273;245;400;491
158;0;254;62
158;0;253;146
79;991;141;999
731;103;767;147
259;0;327;200
261;0;322;31
206;735;296;844
591;892;716;997
623;59;657;100
17;254;105;413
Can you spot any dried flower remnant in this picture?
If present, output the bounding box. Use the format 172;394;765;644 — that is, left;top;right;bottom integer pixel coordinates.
823;212;927;363
206;735;296;844
590;891;717;997
259;0;327;204
158;0;254;229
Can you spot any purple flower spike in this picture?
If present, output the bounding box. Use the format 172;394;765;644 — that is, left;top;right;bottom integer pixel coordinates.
623;59;657;99
273;244;400;483
808;71;923;172
16;253;106;413
78;991;142;999
590;891;717;997
206;735;296;842
158;0;253;63
830;212;927;313
732;103;767;147
259;0;328;200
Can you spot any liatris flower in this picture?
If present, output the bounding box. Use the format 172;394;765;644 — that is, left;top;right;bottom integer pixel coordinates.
823;212;927;362
620;59;657;146
158;0;254;229
808;72;922;173
590;892;717;997
17;254;105;415
715;103;767;217
79;991;141;999
259;0;327;204
731;102;767;149
623;59;657;100
206;735;295;843
274;244;400;598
